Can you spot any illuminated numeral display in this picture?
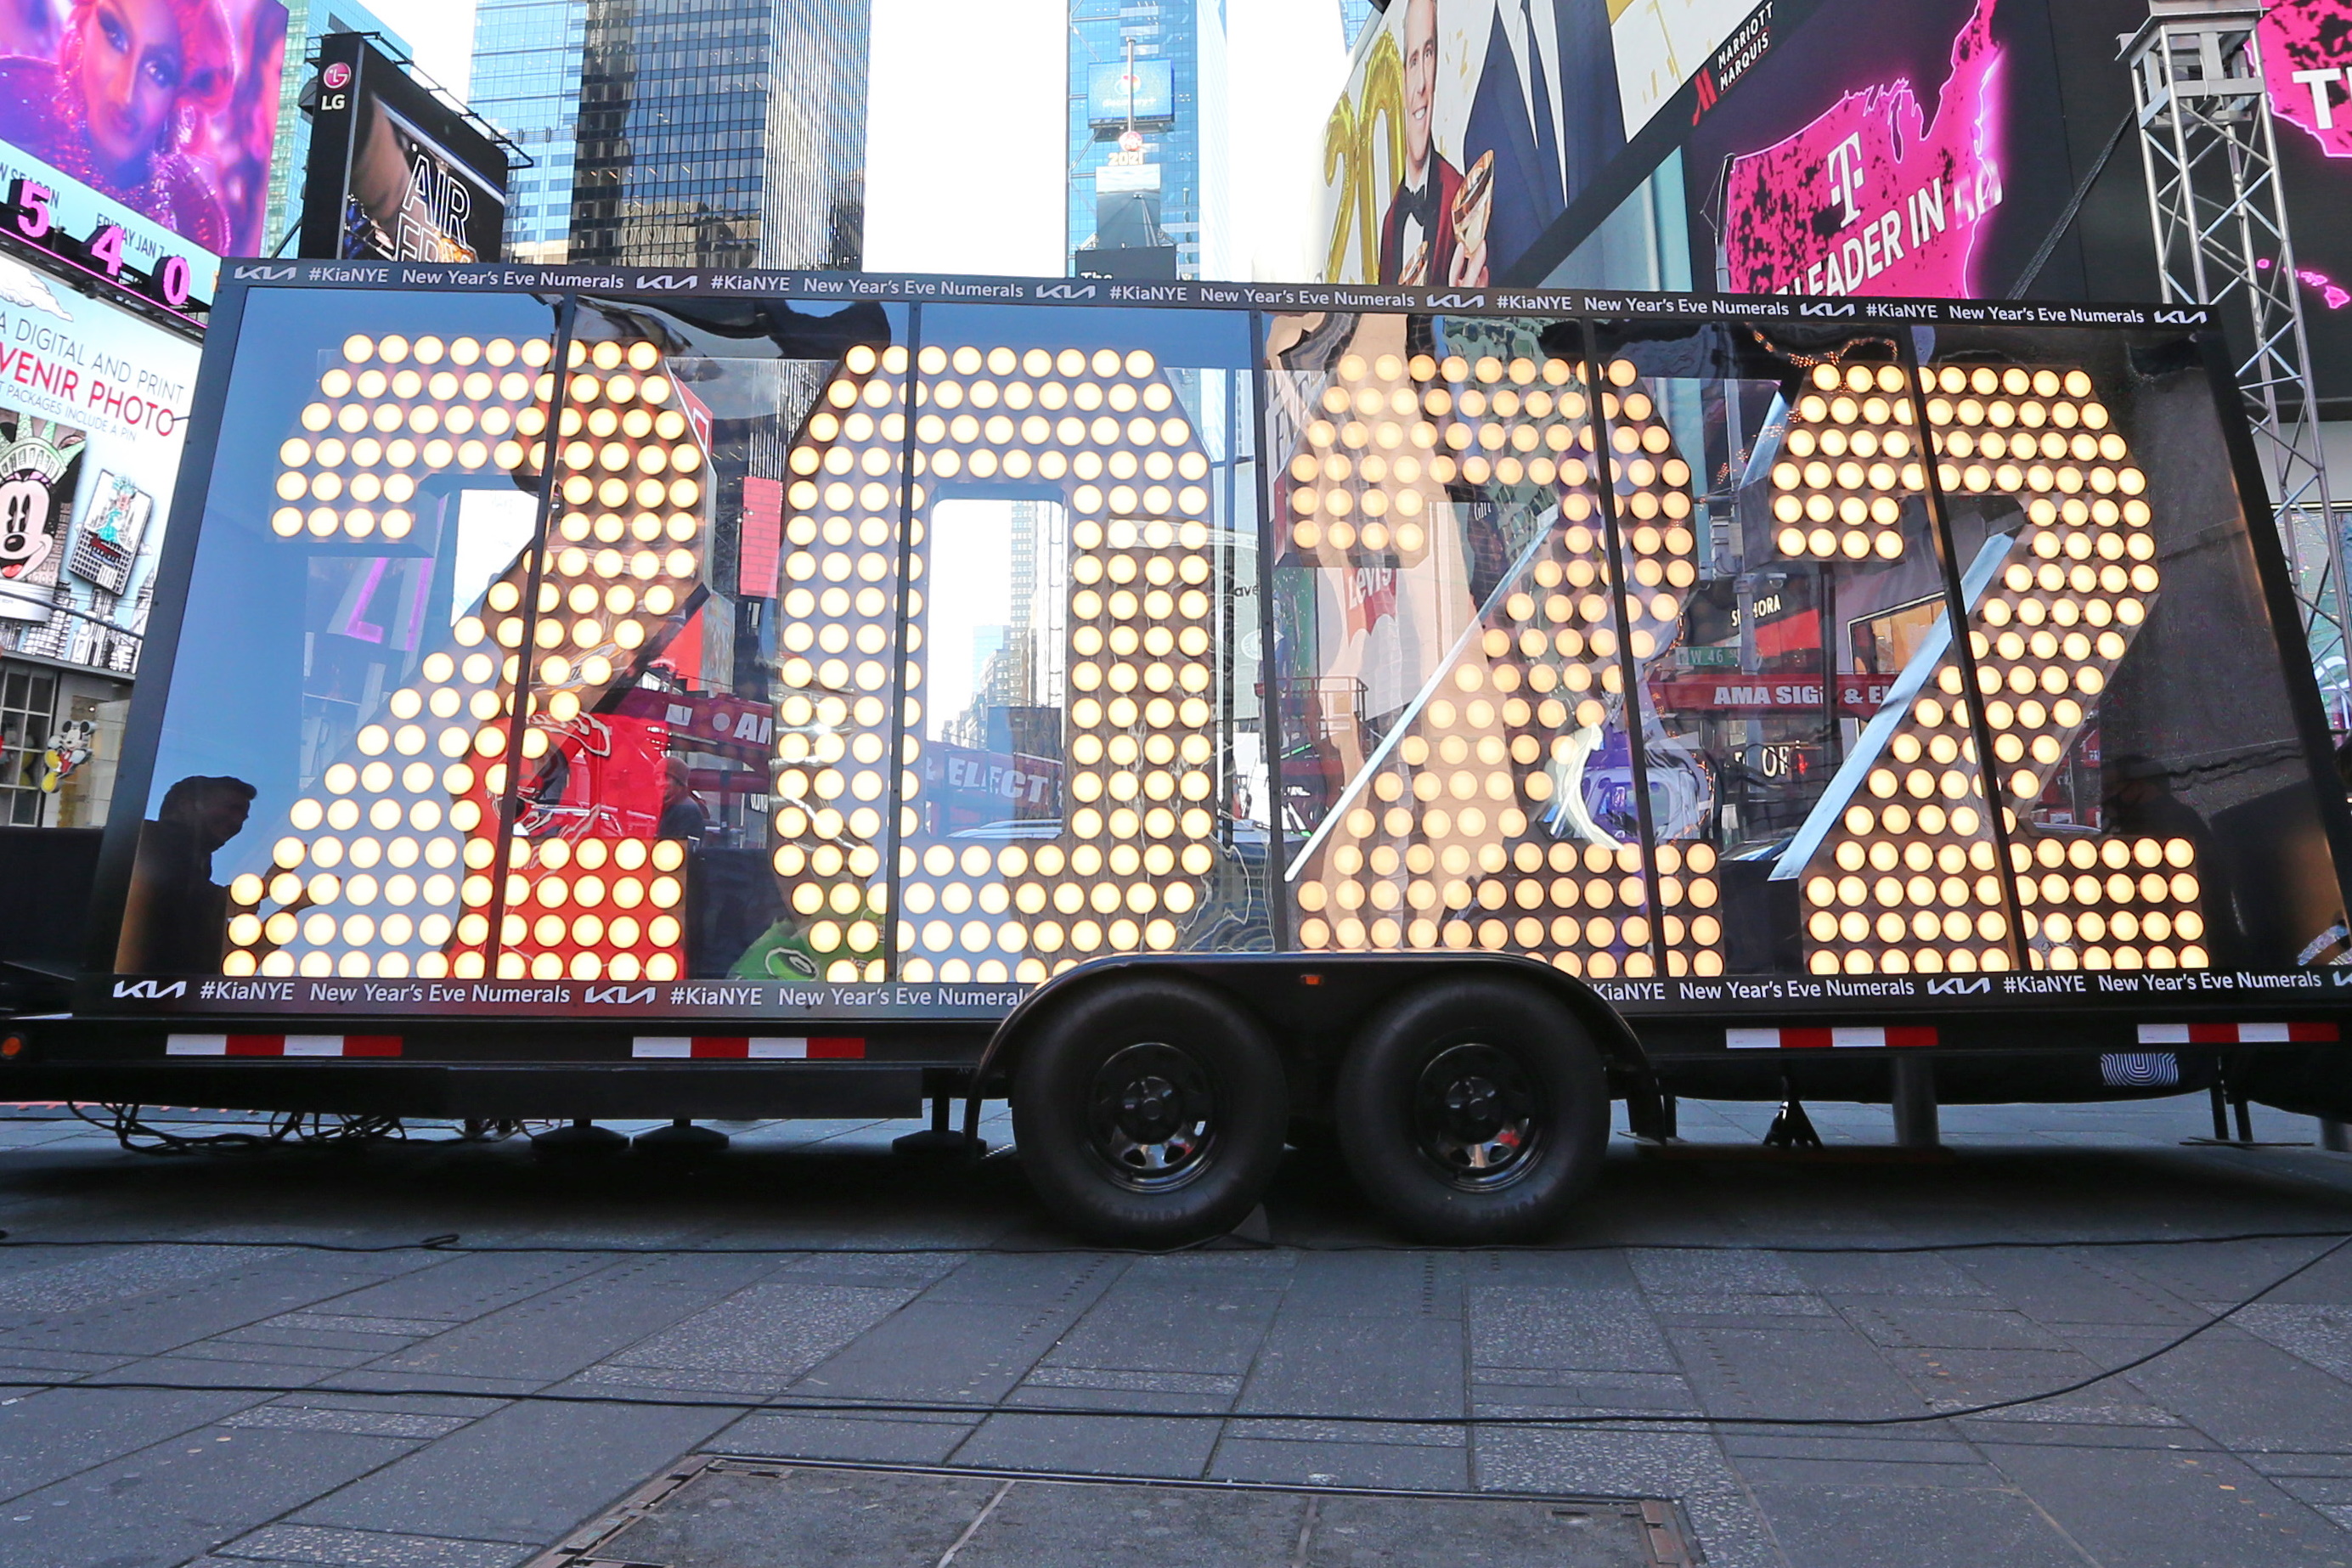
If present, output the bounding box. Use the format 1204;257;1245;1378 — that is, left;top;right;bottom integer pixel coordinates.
227;332;711;981
772;343;1226;983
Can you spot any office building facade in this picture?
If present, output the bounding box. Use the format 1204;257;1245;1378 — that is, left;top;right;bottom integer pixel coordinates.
471;0;589;262
567;0;870;271
1068;0;1207;279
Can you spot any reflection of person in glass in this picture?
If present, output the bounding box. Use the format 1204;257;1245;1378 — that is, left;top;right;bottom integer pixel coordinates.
658;755;708;843
1378;0;1467;287
117;774;254;973
0;0;235;251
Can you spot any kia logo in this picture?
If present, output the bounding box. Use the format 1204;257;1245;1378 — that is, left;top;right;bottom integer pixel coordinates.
2153;309;2203;324
1798;302;1857;317
233;264;297;280
635;274;695;290
1926;977;1990;996
1036;284;1097;300
584;984;656;1005
1425;293;1485;308
113;979;187;999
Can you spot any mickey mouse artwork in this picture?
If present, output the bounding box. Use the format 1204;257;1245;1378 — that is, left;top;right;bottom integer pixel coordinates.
0;409;87;613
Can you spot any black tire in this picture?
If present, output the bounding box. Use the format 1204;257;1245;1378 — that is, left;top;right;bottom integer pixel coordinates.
1010;977;1288;1245
1334;978;1610;1243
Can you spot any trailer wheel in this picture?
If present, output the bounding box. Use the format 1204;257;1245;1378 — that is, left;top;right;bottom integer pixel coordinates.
1334;978;1608;1243
1010;977;1287;1245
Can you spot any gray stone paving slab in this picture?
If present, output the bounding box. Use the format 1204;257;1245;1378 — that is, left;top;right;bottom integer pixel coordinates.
290;1398;731;1543
604;1281;917;1379
1469;1285;1678;1374
0;1385;259;1505
1837;1301;2073;1351
0;1420;417;1566
1979;1439;2346;1565
214;1521;536;1567
1665;1321;1932;1422
308;1254;618;1326
1239;1312;1466;1419
2228;1302;2352;1385
715;1408;980;1464
950;1411;1225;1477
0;1244;284;1320
223;1404;479;1439
1746;1483;2086;1567
1207;1433;1473;1489
364;1276;754;1385
791;1289;1112;1403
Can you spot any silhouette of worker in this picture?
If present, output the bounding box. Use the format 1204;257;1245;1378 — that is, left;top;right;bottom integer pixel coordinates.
116;776;257;973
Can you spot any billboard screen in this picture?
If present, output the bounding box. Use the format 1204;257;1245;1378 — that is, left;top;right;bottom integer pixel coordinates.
0;271;197;678
1087;59;1174;126
2259;0;2352;403
299;33;508;264
0;0;287;258
1317;0;1630;285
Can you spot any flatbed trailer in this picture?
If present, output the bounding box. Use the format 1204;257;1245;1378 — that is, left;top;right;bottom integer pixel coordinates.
8;264;2350;1242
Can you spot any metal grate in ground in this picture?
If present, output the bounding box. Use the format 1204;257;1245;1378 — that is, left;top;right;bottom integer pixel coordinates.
531;1454;1699;1567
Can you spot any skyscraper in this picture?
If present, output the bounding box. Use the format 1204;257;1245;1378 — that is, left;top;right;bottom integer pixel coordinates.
1068;0;1215;279
568;0;870;270
267;1;415;252
1337;0;1379;47
471;0;588;262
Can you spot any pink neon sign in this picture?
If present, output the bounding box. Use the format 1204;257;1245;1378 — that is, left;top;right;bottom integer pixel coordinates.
2263;0;2352;158
1720;0;2006;297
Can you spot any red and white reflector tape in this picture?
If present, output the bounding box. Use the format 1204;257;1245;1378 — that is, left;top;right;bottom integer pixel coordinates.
2136;1022;2338;1045
633;1035;866;1060
166;1034;401;1058
1727;1025;1938;1051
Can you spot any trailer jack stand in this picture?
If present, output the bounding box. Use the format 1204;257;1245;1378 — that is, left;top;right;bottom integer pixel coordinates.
531;1120;629;1158
894;1095;989;1158
633;1119;729;1158
1763;1086;1823;1150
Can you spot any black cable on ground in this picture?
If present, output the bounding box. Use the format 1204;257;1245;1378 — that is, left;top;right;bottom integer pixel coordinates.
1;1233;2344;1434
0;1227;2345;1258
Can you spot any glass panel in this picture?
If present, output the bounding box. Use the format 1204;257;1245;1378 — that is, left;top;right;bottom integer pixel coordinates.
116;288;561;978
1269;313;1681;978
1914;326;2346;975
520;298;912;985
895;306;1266;984
1576;320;2011;979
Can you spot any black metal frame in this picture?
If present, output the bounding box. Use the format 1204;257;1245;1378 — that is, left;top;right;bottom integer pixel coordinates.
40;265;2352;1099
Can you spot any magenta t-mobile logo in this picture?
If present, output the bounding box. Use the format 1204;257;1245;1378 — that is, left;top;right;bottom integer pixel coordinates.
1719;0;2006;299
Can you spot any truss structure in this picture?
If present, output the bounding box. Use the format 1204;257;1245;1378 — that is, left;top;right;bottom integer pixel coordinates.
2125;0;2347;707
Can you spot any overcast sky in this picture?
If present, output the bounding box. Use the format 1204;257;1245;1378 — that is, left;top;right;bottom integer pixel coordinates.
398;0;479;99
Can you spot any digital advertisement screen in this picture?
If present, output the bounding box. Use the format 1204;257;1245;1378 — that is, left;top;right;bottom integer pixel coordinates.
1087;58;1174;125
1684;0;2076;302
2260;0;2352;403
1317;0;1630;286
0;275;195;678
299;32;509;265
0;0;287;258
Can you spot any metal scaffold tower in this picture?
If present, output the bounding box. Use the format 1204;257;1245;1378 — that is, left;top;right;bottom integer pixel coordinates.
2124;0;2348;713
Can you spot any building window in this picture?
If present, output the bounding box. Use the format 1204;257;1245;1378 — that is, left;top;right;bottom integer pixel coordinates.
0;665;57;826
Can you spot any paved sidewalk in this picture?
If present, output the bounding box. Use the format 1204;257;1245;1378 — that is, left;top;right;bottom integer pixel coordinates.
0;1094;2346;1567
